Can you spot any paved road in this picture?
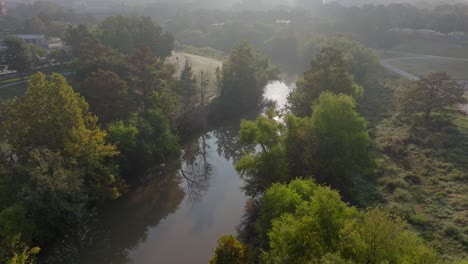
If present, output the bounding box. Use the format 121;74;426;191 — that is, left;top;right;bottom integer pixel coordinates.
379;52;468;113
380;60;420;80
379;52;468;81
0;72;73;90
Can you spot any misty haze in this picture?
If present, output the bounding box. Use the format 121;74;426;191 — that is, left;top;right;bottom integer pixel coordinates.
0;0;467;263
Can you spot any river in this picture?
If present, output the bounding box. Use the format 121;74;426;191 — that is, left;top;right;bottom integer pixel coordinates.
45;80;293;264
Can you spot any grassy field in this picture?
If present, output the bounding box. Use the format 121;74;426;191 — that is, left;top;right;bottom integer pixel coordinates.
167;52;223;99
361;77;468;261
388;58;468;80
0;82;28;100
390;36;468;58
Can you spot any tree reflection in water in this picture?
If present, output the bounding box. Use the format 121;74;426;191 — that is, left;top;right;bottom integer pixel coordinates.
43;170;186;264
43;127;246;264
179;133;213;204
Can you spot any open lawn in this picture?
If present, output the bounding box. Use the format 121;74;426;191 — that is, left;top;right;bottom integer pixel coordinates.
390;36;468;58
388;58;468;80
0;82;28;100
168;52;223;99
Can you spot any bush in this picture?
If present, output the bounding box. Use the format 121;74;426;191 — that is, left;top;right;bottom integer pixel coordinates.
393;188;413;202
444;226;463;241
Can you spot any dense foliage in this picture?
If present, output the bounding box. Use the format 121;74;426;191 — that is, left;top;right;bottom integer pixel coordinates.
216;42;279;117
213;180;439;264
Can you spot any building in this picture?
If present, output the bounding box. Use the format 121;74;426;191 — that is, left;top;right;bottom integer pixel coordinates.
0;0;7;16
16;34;47;46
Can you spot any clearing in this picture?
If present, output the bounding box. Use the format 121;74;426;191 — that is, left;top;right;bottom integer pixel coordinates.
167;52;223;100
391;36;468;58
386;57;468;80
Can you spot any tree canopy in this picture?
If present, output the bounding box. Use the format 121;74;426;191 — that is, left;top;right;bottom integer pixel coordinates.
288;47;363;117
97;16;174;58
217;41;279;116
397;72;467;121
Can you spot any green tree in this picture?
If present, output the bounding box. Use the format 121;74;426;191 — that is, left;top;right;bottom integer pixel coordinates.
175;60;197;112
256;179;316;249
80;70;132;124
97;16;174;58
63;24;95;57
288;47;363;117
264;185;357;264
48;48;70;65
309;92;374;194
1;36;32;79
217;41;279;116
18;149;88;240
0;234;39;264
3;73;123;201
340;208;439;264
397;72;467;121
235;111;289;197
258;180;438;264
210;235;253;264
198;70;210;108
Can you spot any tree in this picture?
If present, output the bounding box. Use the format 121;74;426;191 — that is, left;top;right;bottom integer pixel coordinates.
340;208;439;264
48;48;70;65
309;92;374;194
97;16;174;58
0;234;40;264
265;186;356;264
175;60;197;112
210;235;253;264
1;37;32;79
63;24;95;57
258;180;438;264
397;72;467;121
128;47;174;111
80;70;132;124
235;110;289;197
198;70;210;108
256;179;316;249
287;47;363;117
3;73;123;201
217;41;279;116
18;149;88;240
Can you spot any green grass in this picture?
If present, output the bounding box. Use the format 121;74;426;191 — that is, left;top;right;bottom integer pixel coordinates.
391;36;468;58
388;58;468;80
0;77;25;86
375;115;468;261
0;82;28;99
168;52;223;99
363;77;468;261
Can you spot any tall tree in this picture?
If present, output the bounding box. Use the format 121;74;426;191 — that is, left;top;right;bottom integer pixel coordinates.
198;70;210;108
1;36;32;79
288;47;363;117
80;70;132;124
63;24;95;57
397;72;467;121
235;110;289;197
217;41;279;116
97;16;174;58
309;92;374;194
175;60;197;111
3;73;123;201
